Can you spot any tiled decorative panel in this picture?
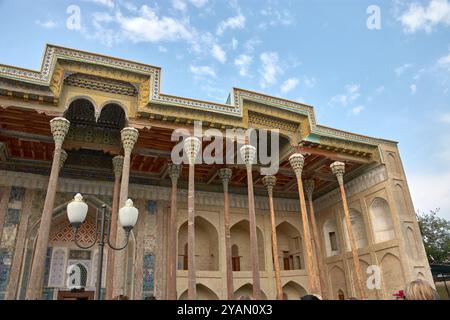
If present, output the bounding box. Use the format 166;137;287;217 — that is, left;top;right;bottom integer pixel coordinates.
0;249;12;292
19;248;33;300
5;209;20;226
143;252;154;293
48;248;67;287
43;247;53;287
50;219;96;244
9;187;25;202
146;201;157;215
42;288;55;300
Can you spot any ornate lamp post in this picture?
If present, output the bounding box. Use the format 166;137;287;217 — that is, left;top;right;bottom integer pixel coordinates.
262;175;283;300
183;136;201;300
330;161;366;299
66;193;139;300
240;144;261;299
288;153;319;295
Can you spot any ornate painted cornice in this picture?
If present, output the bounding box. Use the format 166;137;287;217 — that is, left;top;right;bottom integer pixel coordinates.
0;44;397;147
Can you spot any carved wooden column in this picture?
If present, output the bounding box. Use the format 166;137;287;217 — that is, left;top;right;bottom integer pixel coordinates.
304;179;328;299
105;155;123;300
331;161;366;300
113;127;139;297
219;168;233;300
167;163;181;300
26;117;70;300
240;144;261;299
262;175;283;300
184;137;201;300
288;153;320;295
5;189;34;300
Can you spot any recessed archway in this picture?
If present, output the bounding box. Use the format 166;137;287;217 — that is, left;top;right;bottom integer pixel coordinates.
64;98;96;126
177;216;219;271
342;209;368;251
323;217;340;257
369;198;395;243
98;103;127;130
230;220;265;271
276;221;303;270
233;283;268;300
179;284;219;300
282;281;307;300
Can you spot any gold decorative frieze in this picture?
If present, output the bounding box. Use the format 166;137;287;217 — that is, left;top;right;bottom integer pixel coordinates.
64;73;138;97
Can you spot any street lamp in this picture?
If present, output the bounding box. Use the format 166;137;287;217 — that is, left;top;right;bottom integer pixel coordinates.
66;193;138;300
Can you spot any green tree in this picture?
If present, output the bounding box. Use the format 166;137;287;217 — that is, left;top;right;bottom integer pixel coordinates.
417;209;450;264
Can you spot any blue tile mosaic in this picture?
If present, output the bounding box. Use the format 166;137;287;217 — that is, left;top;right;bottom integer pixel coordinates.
146;201;157;215
143;252;154;292
5;209;20;226
9;187;25;202
43;247;53;287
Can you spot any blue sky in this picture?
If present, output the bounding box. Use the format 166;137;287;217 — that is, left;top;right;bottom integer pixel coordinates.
0;0;449;219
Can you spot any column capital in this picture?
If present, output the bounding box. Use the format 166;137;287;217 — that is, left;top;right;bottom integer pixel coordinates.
50;117;70;148
239;144;257;167
330;161;345;185
262;175;276;195
113;155;124;179
289;153;305;178
218;168;233;184
183;136;201;165
304;179;315;200
121;127;139;154
59;149;68;170
168;163;182;182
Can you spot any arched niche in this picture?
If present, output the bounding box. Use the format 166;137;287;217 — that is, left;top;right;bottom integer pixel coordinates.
233;283;268;300
387;153;400;175
323;218;340;257
369;198;395;243
329;266;347;300
342;209;368;251
276;221;303;270
98;103;127;130
349;259;378;299
64;98;96;126
394;184;410;219
179;284;219;300
405;226;419;260
282;281;307;300
380;253;405;299
177;216;219;271
230;220;265;271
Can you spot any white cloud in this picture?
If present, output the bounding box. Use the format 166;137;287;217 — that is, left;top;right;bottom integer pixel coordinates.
280;78;299;93
231;38;238;50
398;0;450;33
410;84;417;95
86;0;115;8
395;63;413;76
440;113;450;123
259;52;282;88
172;0;187;11
259;7;295;29
244;37;261;53
303;76;316;88
437;51;450;71
36;20;57;29
352;105;365;115
190;0;208;7
158;46;168;53
211;44;226;63
329;84;361;106
234;54;252;77
116;5;194;43
216;13;246;35
189;65;216;78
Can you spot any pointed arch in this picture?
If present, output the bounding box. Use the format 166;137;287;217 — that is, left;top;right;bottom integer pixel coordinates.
342;209;368;251
329;265;347;300
380;253;404;299
323;217;340;257
369;198;395;243
394;184;410;219
282;281;307;300
177;216;219;271
230;219;265;271
405;226;419;260
179;284;219;300
64;98;96;126
276;221;303;270
98;102;127;130
234;283;268;300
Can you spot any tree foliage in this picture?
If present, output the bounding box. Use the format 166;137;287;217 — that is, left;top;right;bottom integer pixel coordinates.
417;209;450;264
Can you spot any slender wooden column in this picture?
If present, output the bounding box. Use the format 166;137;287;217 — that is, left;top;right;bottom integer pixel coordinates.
331;162;366;299
184;137;201;300
5;189;34;300
167;163;181;300
288;153;320;295
0;186;12;245
219;168;233;300
262;176;283;300
105;155;123;300
240;144;261;299
304;179;328;299
113;127;139;297
26;117;70;300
